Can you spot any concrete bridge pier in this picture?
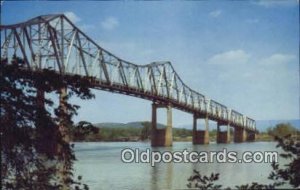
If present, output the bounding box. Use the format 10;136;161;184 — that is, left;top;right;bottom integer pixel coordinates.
192;115;209;144
151;102;173;147
217;122;231;144
234;127;247;143
246;131;256;142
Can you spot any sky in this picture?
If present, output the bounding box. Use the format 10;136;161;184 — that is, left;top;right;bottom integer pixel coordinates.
1;0;299;127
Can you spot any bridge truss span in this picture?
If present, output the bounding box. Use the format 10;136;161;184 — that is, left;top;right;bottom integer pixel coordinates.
0;14;256;132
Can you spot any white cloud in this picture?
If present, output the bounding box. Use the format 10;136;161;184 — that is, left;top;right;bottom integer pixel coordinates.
64;11;81;23
101;17;119;30
260;53;296;65
209;10;222;18
207;50;250;65
205;50;298;120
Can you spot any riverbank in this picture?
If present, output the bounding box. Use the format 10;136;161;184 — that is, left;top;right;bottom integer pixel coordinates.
72;134;276;142
71;121;298;142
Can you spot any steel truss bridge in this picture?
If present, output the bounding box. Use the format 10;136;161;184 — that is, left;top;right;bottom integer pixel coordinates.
1;14;257;144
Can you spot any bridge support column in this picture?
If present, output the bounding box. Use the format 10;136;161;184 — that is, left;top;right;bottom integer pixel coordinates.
151;103;173;147
217;123;231;144
227;125;231;143
193;115;209;144
246;131;256;142
234;127;247;143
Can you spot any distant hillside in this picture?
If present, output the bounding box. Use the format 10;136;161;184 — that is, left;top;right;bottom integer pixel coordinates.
256;119;300;132
177;119;300;132
89;119;299;132
93;121;166;129
73;120;299;142
93;122;127;128
72;121;194;142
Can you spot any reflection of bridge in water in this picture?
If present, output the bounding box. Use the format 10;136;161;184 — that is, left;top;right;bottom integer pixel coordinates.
1;14;258;146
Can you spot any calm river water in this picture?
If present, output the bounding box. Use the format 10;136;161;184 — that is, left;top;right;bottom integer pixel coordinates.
73;141;286;190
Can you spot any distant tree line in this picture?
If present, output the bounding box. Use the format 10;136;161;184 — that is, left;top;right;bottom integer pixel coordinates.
266;123;299;138
70;121;300;142
70;121;198;142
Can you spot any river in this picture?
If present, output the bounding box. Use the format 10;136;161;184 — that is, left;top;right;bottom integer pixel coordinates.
73;141;287;189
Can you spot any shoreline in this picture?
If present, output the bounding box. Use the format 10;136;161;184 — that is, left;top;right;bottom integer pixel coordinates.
72;139;275;143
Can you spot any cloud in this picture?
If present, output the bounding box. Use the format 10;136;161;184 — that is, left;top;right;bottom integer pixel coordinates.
260;53;296;65
101;17;119;30
205;50;298;120
209;10;222;18
64;11;81;23
207;50;250;65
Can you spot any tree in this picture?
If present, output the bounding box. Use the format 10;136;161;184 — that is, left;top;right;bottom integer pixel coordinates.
269;135;300;188
71;121;99;141
141;122;151;141
267;123;297;138
1;57;95;189
187;170;222;190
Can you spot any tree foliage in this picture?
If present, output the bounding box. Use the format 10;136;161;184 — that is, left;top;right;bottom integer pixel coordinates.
187;170;222;190
1;57;94;189
269;135;300;188
140;122;151;141
70;121;99;141
267;123;298;138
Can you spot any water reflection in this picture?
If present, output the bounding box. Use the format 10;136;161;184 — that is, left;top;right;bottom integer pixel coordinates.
150;146;173;190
